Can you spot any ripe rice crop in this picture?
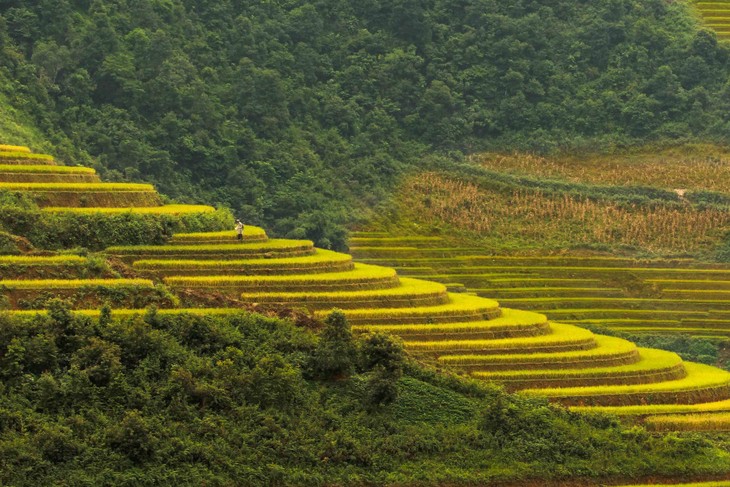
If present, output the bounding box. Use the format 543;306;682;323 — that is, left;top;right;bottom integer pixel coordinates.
0;278;153;289
109;240;314;260
317;293;502;324
523;362;730;407
354;320;549;341
0;165;96;174
0;145;31;153
404;322;596;354
171;227;267;243
43;205;216;214
0;172;100;183
240;278;449;309
0;151;54;162
353;308;547;334
473;148;730;194
574;398;730;416
399;172;730;253
438;335;640;371
165;263;399;292
475;348;685;390
0;182;155;192
133;249;353;275
644;412;730;432
0;255;87;264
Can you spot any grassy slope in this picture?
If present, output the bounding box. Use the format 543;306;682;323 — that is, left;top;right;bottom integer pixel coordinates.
373;145;730;259
2;308;730;486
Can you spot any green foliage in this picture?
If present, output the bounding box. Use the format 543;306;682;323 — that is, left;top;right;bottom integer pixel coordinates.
1;0;730;248
308;309;357;380
0;307;728;484
0;193;233;250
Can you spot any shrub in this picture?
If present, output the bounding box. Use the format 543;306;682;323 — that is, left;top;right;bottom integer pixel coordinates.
308;309;357;380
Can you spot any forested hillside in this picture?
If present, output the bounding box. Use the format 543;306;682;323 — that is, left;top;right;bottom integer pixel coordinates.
1;0;729;246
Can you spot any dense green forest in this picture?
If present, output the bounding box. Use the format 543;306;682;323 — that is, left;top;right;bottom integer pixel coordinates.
1;0;729;247
2;303;729;485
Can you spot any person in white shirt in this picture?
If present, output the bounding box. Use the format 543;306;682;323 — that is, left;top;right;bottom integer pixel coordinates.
235;220;244;241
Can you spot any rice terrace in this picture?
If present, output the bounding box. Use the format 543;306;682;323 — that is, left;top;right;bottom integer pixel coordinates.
8;0;730;485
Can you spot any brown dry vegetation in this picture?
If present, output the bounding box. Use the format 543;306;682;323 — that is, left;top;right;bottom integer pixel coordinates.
398;172;730;254
472;145;730;193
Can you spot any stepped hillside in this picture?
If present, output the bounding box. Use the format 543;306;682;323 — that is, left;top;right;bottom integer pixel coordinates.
5;146;730;433
696;1;730;39
3;0;730;250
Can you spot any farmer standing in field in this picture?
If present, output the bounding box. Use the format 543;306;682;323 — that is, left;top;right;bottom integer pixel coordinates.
235;219;244;241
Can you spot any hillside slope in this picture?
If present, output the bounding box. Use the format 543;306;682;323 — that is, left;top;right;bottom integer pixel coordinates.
2;147;730;484
2;0;730;246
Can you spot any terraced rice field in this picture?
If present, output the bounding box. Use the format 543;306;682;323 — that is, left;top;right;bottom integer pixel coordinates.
8;146;730;430
350;234;730;339
696;1;730;39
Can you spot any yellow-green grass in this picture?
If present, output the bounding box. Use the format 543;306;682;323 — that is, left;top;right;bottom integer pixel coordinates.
476;287;625;298
475;348;685;391
645;412;730;432
0;182;154;192
0;182;162;207
611;327;730;339
573;397;730;417
0;152;55;164
240;277;449;310
437;335;639;371
523;362;730;407
132;249;354;276
108;239;315;260
44;204;217;215
0;165;95;174
0;255;92;279
618;482;730;487
538;309;710;320
648;279;730;290
0;145;31;153
352;308;549;340
8;307;250;319
0;278;153;289
165;263;399;293
1;279;155;308
405;322;596;355
0;172;101;183
349;236;445;247
170;227;268;244
0;255;87;264
317;293;502;324
502;297;730;311
350;231;390;237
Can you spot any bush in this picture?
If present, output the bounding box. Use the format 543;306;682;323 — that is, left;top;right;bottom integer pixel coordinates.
307;309;357;380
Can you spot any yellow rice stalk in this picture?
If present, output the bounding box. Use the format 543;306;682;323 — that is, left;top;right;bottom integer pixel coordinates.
438;335;639;367
405;322;595;352
43;205;217;214
644;412;730;432
524;362;730;403
0;278;154;289
0;182;155;192
0;164;95;174
0;145;31;153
